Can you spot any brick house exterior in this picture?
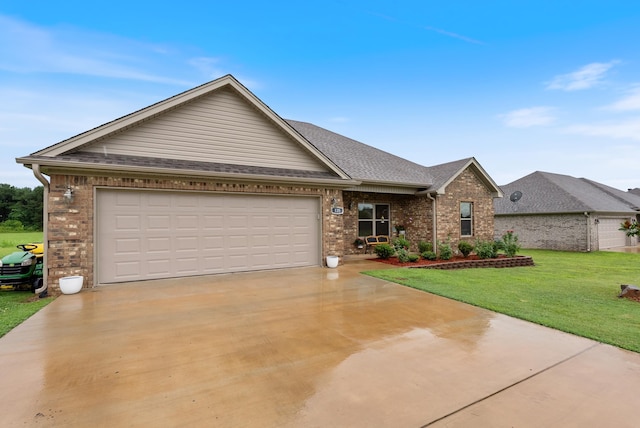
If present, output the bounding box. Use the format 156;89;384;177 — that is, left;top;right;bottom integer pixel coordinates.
495;171;640;251
18;75;503;290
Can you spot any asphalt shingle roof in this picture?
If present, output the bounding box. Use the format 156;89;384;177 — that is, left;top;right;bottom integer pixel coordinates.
287;120;434;186
495;171;640;215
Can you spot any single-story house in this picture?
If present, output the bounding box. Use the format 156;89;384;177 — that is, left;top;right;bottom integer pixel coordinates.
17;75;502;289
494;171;640;251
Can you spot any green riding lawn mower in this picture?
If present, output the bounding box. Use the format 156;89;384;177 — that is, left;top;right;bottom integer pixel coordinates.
0;243;47;296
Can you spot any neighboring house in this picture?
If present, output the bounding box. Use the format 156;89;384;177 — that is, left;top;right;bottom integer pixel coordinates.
17;75;502;289
630;188;640;197
494;171;640;251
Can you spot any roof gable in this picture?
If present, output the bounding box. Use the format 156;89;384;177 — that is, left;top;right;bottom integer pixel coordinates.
426;157;503;197
23;75;349;180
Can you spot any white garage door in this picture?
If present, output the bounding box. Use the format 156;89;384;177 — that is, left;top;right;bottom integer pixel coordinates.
96;189;320;283
598;218;628;249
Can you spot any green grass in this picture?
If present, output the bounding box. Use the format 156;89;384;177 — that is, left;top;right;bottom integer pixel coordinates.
0;291;53;337
365;249;640;353
0;231;43;257
0;232;51;338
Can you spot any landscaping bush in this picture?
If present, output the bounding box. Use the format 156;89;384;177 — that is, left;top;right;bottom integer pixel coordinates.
418;241;432;253
501;230;521;257
421;251;437;260
438;241;453;260
374;243;395;259
408;254;420;262
458;241;474;258
397;248;410;263
393;237;410;251
475;239;498;259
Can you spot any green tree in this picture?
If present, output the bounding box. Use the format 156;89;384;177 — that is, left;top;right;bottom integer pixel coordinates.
0;184;44;231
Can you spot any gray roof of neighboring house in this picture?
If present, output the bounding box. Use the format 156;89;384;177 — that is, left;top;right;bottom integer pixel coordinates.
287;120;433;186
630;188;640;196
495;171;640;215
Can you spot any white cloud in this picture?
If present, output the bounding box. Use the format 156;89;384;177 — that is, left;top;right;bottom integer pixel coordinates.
602;85;640;111
564;116;640;141
499;107;556;128
0;14;194;86
546;61;619;91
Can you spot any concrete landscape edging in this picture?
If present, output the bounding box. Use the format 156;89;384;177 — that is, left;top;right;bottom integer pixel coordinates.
413;256;535;270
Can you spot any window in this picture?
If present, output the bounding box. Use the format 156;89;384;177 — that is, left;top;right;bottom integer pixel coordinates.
460;202;473;236
358;203;390;236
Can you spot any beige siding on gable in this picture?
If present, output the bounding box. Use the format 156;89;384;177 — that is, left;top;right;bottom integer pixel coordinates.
81;87;328;172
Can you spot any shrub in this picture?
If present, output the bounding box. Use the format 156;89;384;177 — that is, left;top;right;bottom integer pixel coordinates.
475;239;498;259
501;230;521;257
374;243;395;259
397;248;410;263
418;241;432;253
438;241;453;260
408;254;420;262
421;251;437;260
393;237;410;251
458;241;474;257
0;220;24;232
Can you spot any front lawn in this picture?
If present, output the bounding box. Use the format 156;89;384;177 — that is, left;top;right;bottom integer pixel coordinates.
365;249;640;353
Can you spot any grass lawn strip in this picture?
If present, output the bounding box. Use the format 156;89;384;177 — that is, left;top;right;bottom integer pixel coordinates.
0;232;52;338
0;291;52;337
365;249;640;353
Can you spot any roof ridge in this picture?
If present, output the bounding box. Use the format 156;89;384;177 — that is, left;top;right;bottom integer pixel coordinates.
538;172;594;211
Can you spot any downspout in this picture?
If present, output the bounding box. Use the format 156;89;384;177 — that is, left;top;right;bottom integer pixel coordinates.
584;212;591;252
32;164;49;294
427;193;437;251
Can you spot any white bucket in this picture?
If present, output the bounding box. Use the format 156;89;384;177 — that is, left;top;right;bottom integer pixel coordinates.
59;276;84;295
326;256;339;268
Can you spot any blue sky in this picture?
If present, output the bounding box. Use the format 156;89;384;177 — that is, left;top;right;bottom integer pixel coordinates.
1;1;639;190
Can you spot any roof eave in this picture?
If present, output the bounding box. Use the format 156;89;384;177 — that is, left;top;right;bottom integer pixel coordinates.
18;158;360;188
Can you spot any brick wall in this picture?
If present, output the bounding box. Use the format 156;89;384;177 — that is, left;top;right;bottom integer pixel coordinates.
47;173;344;289
494;213;588;251
342;191;432;254
435;168;495;252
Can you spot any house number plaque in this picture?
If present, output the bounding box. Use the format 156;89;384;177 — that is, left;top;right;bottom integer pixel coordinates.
331;207;344;215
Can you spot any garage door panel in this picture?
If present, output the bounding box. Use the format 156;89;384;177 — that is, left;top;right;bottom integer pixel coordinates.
116;261;141;278
176;257;198;273
147;237;171;252
116;215;140;231
148;261;171;276
116;238;140;254
97;190;320;283
176;215;198;230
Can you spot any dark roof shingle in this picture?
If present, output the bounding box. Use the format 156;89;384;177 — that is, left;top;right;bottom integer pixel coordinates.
495;171;640;215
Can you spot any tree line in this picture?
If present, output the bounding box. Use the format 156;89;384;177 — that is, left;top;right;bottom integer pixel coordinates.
0;184;44;231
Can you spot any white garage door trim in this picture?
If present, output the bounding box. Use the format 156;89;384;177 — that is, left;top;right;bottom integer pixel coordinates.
96;189;321;284
597;218;628;249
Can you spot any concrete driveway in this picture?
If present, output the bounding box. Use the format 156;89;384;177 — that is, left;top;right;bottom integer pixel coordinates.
1;260;638;427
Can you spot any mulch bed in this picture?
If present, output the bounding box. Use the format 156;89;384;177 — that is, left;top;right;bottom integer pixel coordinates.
369;254;535;269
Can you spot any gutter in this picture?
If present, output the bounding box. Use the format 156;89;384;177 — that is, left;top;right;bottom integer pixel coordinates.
31;164;49;294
